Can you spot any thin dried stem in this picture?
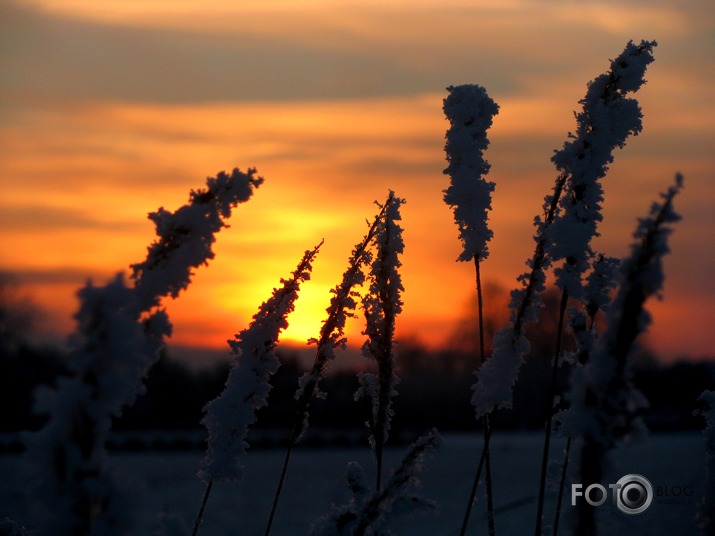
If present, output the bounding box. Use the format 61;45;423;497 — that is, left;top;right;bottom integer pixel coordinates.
264;195;393;536
460;257;496;536
534;288;569;536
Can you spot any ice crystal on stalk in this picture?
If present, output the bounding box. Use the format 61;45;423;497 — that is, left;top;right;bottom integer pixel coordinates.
356;193;405;466
471;40;656;417
565;254;620;366
547;40;657;299
132;167;263;309
200;243;321;483
443;84;499;262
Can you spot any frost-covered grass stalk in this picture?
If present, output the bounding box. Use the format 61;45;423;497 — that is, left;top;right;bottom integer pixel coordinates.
192;242;322;536
697;391;715;534
443;84;498;265
472;40;658;422
356;193;405;491
559;174;683;536
534;39;657;536
131;168;264;310
441;83;499;536
552;254;619;536
309;429;440;536
265;194;394;536
23;168;261;535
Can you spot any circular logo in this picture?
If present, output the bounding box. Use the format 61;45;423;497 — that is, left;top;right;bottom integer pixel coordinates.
615;474;653;514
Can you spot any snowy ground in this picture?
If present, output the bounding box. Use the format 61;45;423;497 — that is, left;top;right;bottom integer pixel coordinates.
0;432;705;535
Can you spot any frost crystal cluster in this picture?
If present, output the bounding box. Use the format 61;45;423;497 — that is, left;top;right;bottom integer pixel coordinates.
546;40;657;298
443;84;499;262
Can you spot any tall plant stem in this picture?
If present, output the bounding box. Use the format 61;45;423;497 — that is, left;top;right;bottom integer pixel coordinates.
264;195;392;536
483;414;496;535
552;436;572;536
460;421;493;536
534;288;569;536
552;315;595;536
191;480;213;536
460;257;496;536
265;425;300;536
263;357;336;535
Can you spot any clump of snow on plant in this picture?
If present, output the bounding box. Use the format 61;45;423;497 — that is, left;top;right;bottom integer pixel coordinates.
546;40;657;300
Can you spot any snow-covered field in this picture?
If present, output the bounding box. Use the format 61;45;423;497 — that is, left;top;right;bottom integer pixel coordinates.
0;432;705;535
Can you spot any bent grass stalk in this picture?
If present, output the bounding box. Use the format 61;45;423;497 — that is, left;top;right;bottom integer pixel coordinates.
192;242;322;536
442;83;499;536
358;193;405;492
562;175;683;534
534;288;569;536
264;194;394;536
534;40;657;536
24;168;261;535
459;256;496;536
553;255;616;535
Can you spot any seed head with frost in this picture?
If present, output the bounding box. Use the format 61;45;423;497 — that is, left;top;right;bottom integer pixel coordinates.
546;40;657;299
132;167;263;309
24;168;261;535
561;173;682;445
200;242;321;483
356;194;405;454
443;84;499;262
471;40;656;417
294;196;392;442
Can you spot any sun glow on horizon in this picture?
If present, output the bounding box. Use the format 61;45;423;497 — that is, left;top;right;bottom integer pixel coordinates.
2;0;713;363
2;89;712;361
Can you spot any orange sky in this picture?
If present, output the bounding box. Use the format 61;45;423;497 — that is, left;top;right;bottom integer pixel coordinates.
1;0;714;364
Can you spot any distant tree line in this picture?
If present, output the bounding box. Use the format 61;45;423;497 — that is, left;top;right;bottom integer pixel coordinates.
2;340;713;440
2;276;713;447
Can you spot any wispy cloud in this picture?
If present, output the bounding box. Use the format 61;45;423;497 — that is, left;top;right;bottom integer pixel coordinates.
1;0;713;359
7;0;703;105
0;205;144;231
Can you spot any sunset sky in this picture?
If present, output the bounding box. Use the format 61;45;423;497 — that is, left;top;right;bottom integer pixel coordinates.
1;0;713;365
